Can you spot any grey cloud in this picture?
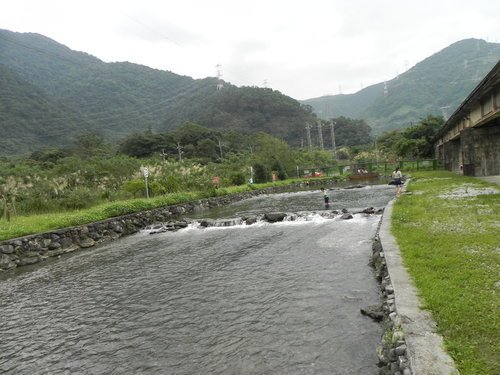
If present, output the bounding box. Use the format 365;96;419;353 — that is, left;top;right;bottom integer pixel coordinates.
118;12;205;47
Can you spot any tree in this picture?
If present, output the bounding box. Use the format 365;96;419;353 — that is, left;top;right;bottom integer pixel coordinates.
322;117;373;147
118;132;161;158
253;132;294;172
376;115;444;159
73;133;109;157
253;162;269;183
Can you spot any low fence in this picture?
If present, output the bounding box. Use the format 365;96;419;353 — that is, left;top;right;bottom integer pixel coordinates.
294;159;442;178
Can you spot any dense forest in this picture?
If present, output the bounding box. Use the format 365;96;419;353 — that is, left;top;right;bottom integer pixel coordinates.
0;29;317;155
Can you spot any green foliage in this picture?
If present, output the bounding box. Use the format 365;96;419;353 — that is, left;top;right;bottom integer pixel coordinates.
230;172;246;186
155;175;182;193
376;115;444;159
253;163;270;183
60;187;97;210
123;179;146;198
330;116;372;146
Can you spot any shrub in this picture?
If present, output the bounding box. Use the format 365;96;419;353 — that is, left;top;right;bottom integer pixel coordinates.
253;163;269;183
230;172;246;186
123;179;146;198
60;188;97;210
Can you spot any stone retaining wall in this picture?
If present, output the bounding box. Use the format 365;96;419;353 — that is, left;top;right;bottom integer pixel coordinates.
370;233;412;375
0;181;334;271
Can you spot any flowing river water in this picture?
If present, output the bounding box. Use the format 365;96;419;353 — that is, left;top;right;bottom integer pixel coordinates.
0;184;395;374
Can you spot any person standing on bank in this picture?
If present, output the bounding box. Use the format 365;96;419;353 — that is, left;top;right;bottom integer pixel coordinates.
392;167;403;196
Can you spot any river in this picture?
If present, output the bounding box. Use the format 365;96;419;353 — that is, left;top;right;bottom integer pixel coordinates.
0;184;395;374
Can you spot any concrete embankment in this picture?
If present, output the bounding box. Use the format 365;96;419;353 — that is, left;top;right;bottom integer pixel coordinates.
376;198;458;375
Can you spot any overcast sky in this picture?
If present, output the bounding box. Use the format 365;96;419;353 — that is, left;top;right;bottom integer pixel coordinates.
1;0;499;100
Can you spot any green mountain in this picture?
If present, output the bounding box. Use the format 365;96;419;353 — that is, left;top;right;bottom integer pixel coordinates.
0;64;84;153
303;39;500;133
0;29;315;156
3;29;497;156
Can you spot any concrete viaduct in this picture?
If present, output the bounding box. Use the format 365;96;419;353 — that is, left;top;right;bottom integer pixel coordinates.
433;60;500;176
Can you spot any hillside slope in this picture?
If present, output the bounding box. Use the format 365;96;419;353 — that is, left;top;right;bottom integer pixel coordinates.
0;29;315;155
303;39;500;133
0;64;85;154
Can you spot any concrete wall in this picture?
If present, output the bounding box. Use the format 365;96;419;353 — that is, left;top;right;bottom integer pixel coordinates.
440;123;500;176
442;139;461;174
460;125;500;176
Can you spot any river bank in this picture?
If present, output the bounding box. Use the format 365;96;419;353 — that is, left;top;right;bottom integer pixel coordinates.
390;171;499;375
0;183;394;374
1;178;356;271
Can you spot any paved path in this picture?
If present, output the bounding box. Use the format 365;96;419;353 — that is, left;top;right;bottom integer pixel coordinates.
477;175;500;185
379;197;459;374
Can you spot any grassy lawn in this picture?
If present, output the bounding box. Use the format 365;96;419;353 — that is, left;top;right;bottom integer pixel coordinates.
392;170;499;375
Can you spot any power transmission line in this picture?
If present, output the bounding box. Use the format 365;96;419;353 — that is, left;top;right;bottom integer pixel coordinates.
216;64;224;91
317;121;324;150
330;121;337;159
305;122;312;151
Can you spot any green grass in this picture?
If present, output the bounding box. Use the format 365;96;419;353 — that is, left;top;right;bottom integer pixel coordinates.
392;170;500;375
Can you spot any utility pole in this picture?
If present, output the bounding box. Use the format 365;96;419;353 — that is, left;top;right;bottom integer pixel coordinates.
305;123;312;151
317;120;324;150
330;121;337;159
141;167;150;199
176;142;183;161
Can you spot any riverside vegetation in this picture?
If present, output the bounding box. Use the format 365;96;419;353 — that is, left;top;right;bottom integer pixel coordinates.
392;171;499;375
1;115;442;241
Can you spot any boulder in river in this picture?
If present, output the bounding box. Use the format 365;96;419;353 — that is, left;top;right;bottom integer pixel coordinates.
263;212;287;223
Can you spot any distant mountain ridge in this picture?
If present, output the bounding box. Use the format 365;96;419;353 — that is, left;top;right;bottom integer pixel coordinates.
302;39;500;133
1;29;499;156
0;29;315;155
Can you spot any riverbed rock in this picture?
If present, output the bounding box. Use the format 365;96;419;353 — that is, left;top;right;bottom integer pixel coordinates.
59;237;74;249
174;221;189;229
360;305;385;321
0;244;14;254
244;216;258;225
340;213;353;220
17;253;42;266
48;241;62;250
199;219;215;228
79;237;96;248
263;212;287;222
395;344;407;356
0;254;16;269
